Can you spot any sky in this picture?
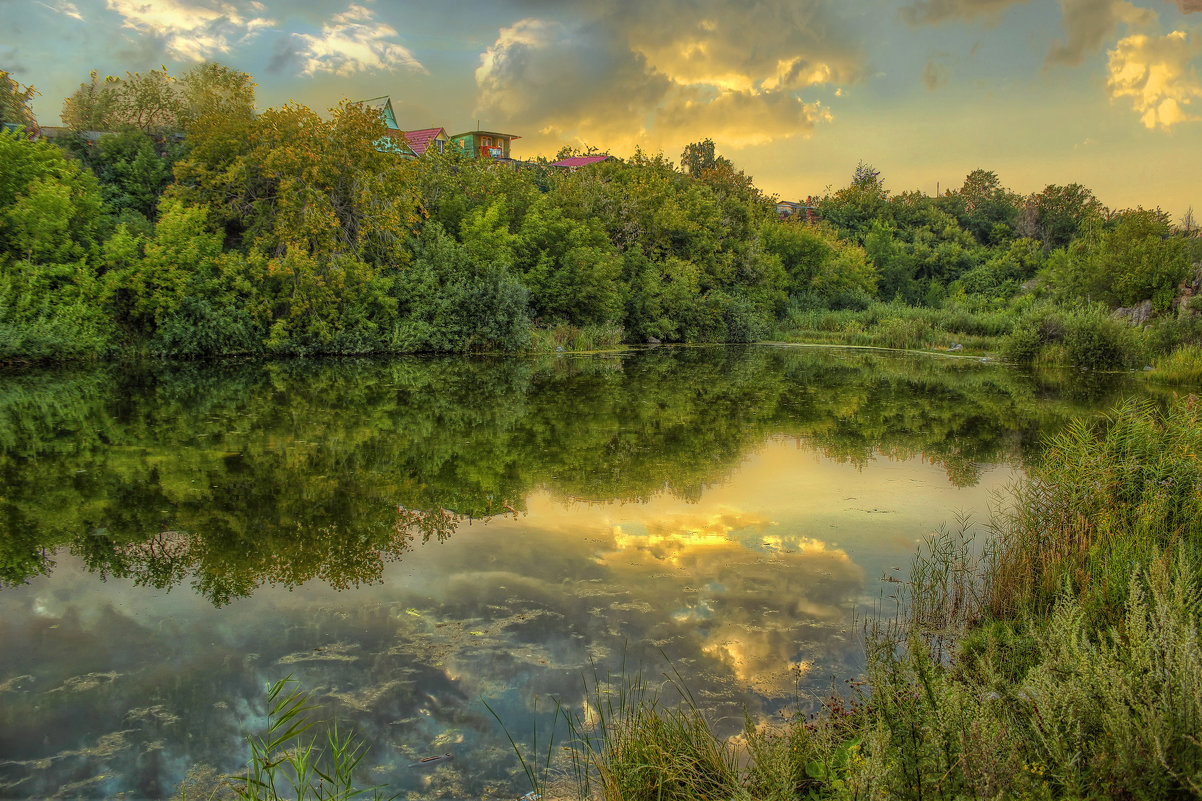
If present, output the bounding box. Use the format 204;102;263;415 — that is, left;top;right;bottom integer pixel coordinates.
3;0;1201;219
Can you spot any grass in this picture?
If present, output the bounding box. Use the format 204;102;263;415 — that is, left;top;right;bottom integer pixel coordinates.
529;322;627;352
775;301;1013;353
1146;344;1202;384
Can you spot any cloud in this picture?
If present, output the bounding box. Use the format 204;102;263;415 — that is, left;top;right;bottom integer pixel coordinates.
474;3;859;155
1046;0;1156;66
292;3;425;76
106;0;273;61
923;57;949;89
1107;29;1202;128
1170;0;1202;11
38;0;84;21
899;0;1031;25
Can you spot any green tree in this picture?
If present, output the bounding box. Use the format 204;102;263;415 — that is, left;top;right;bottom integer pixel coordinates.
178;62;256;130
1050;208;1190;310
1021;183;1106;250
61;70;121;132
0;70;38;132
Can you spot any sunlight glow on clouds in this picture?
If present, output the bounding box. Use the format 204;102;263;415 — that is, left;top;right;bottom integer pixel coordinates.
293;3;426;77
1107;29;1202;128
106;0;273;61
474;3;853;155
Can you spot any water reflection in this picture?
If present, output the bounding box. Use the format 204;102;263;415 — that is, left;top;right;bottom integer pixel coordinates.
0;346;1149;799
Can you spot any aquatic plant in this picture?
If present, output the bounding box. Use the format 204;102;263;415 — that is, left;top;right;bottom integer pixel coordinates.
230;676;392;801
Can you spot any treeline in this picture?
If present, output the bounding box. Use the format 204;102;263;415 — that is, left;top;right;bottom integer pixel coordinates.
0;63;1199;362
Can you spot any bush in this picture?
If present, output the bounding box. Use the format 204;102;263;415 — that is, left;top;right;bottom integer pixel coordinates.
1062;308;1140;370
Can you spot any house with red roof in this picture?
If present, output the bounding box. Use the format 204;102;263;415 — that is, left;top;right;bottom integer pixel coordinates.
402;127;450;156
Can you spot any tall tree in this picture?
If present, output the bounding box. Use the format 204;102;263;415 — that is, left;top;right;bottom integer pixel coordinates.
179;63;256;130
61;70;121;132
0;70;38;132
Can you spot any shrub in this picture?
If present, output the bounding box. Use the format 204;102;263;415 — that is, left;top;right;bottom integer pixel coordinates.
1062;307;1140;370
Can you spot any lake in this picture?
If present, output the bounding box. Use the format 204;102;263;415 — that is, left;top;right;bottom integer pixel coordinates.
0;345;1150;800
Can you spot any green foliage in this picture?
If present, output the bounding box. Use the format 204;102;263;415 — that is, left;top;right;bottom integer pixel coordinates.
559;665;741;801
1146;344;1202;384
990;397;1202;621
1049;208;1191;310
0;70;38;131
0;128;104;263
1021;182;1106;250
232;676;392;801
90;129;177;220
1062;306;1141;370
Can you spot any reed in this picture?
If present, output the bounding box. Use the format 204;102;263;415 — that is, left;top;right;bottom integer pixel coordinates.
1146;344;1202;384
556;661;741;801
229;676;392;801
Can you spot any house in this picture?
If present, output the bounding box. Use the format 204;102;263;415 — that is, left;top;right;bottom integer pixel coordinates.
776;196;820;224
358;95;417;157
451;129;520;161
402;127;450;156
549;154;611;170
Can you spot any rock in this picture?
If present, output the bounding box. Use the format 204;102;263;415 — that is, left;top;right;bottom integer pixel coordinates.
647;336;661;345
1131;299;1154;325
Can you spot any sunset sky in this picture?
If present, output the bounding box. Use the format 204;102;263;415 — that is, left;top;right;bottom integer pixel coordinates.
4;0;1201;219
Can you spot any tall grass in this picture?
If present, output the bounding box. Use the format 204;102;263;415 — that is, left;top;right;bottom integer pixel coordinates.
557;663;741;801
851;558;1202;800
777;300;1016;353
986;396;1202;621
229;676;391;801
529;322;626;352
1146;344;1202;384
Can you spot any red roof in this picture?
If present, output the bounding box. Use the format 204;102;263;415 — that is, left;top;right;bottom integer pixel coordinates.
549;155;611;168
402;127;448;155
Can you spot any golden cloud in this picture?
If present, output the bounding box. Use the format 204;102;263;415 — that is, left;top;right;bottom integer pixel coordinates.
1107;29;1202;128
293;3;425;77
473;7;852;155
106;0;273;61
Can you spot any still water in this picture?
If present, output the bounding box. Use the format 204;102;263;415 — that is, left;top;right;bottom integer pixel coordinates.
0;346;1150;799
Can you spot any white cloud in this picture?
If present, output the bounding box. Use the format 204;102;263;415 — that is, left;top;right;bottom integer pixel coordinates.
293;4;425;77
106;0;273;61
1106;29;1202;128
39;0;84;22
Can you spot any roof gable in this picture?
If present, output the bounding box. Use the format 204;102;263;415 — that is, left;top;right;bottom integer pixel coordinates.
403;127;449;155
359;95;399;130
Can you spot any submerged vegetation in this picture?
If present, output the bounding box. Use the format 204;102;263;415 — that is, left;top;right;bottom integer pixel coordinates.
2;64;1200;374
